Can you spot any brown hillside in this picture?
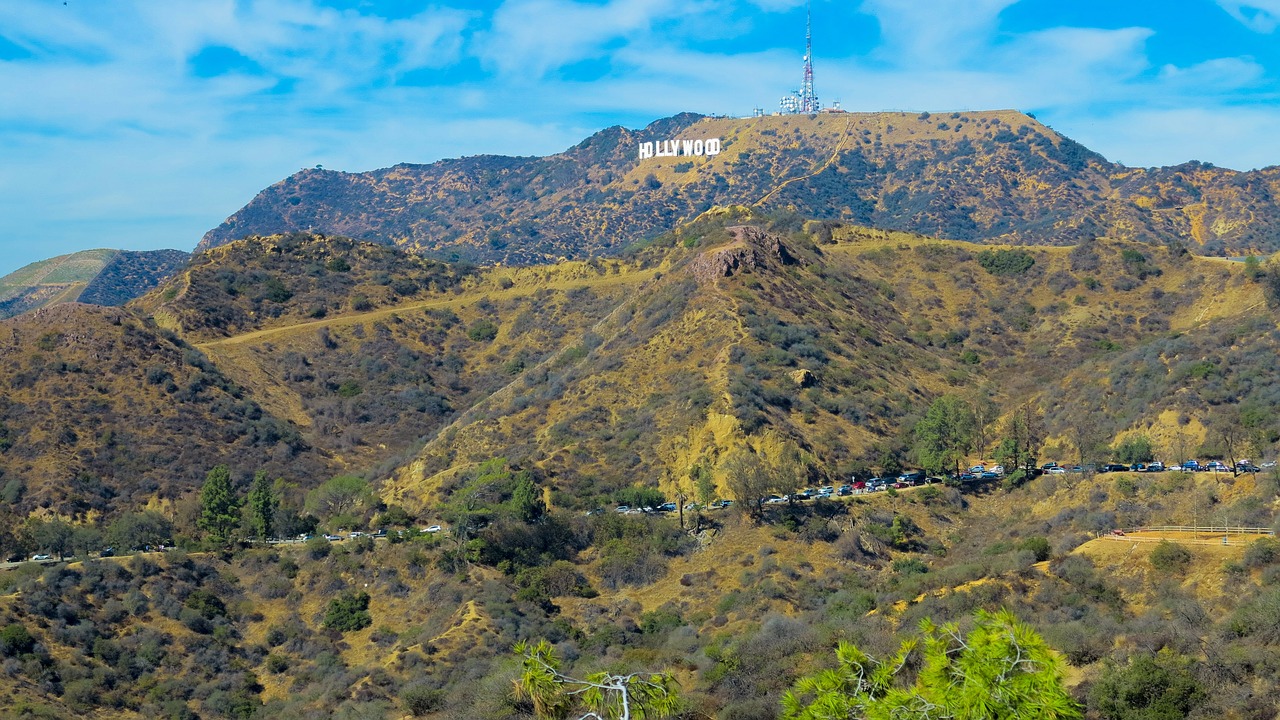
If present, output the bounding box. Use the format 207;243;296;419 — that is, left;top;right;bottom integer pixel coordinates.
0;304;334;521
200;111;1280;262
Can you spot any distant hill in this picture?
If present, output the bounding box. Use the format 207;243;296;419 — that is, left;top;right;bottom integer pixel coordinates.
200;110;1280;261
0;248;189;320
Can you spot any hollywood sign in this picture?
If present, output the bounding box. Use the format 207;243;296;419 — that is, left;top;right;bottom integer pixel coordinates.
638;138;722;160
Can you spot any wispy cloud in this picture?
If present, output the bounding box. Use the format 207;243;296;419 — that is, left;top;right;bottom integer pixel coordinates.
1216;0;1280;32
0;0;1278;277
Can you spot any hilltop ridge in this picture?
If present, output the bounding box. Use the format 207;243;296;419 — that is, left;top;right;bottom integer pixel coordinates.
200;110;1280;262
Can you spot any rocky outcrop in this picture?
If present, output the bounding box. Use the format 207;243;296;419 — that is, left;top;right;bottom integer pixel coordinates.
688;227;798;283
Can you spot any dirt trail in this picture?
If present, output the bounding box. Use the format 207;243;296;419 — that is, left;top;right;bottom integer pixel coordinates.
196;267;658;350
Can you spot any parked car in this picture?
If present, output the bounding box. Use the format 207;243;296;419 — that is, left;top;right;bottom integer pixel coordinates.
989;465;1005;475
1042;462;1059;471
1206;461;1230;473
764;495;787;504
968;465;985;473
659;502;678;512
1262;460;1276;469
1130;463;1147;472
1147;461;1165;472
425;525;442;533
31;554;51;561
1181;461;1202;472
838;484;852;496
1047;466;1066;475
852;481;866;490
324;534;342;541
1236;462;1260;473
1100;464;1128;473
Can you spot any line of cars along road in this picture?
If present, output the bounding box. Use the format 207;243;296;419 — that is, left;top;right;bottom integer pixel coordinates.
601;458;1280;516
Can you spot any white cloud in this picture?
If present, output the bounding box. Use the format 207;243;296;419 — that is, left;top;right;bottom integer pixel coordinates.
858;0;1020;67
1216;1;1280;32
478;0;710;77
1048;107;1280;170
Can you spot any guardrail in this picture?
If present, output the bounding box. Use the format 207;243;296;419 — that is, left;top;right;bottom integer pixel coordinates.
1100;526;1275;546
1126;525;1274;535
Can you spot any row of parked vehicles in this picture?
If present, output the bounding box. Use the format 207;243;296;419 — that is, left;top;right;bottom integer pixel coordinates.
1040;459;1274;475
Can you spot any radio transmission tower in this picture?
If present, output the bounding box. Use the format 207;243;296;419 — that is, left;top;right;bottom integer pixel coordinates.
780;1;819;114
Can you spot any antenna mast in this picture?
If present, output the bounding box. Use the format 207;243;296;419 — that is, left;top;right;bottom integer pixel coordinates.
801;1;817;113
779;1;820;114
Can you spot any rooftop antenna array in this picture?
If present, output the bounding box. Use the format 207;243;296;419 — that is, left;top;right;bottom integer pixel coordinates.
780;1;819;114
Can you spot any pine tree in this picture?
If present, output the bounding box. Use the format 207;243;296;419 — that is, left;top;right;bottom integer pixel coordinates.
913;395;976;476
246;470;276;540
782;609;1080;720
515;639;680;719
199;465;241;543
510;471;545;523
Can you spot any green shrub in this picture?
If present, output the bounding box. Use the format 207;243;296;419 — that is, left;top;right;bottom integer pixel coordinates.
322;591;372;632
467;319;499;342
1018;536;1052;562
184;589;228;619
305;535;331;560
1115;435;1155;464
1149;541;1192;574
1088;652;1205;720
893;558;929;575
1244;538;1280;568
0;623;35;656
976;249;1035;276
265;654;289;674
402;685;445;716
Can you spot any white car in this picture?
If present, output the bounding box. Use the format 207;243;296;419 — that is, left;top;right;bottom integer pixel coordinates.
425;525;442;533
1047;466;1066;475
31;554;51;561
990;465;1005;475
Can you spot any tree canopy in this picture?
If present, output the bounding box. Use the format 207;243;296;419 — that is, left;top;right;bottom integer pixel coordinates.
514;639;680;720
782;608;1080;720
199;465;241;543
913;395;975;475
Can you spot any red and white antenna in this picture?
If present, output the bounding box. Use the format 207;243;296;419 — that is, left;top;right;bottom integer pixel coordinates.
780;1;820;114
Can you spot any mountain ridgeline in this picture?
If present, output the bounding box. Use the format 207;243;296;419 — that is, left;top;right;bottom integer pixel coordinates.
201;110;1280;262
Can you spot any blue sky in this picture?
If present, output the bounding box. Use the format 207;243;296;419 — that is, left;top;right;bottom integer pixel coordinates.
2;0;1280;277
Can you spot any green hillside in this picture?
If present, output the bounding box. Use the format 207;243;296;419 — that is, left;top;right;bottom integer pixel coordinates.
0;248;190;320
0;249;120;319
